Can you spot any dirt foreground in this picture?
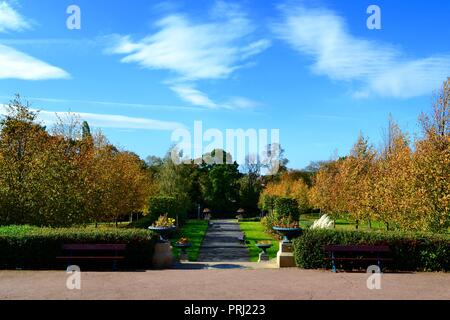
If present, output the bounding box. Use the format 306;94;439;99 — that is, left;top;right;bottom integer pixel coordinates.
1;268;449;300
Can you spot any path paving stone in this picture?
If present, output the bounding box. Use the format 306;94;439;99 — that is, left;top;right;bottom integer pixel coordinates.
197;219;250;262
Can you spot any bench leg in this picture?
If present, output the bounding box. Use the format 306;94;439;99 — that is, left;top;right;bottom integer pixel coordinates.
331;253;336;273
112;260;117;271
377;256;383;274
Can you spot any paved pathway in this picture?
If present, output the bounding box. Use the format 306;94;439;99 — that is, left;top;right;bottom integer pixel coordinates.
1;269;449;300
197;219;250;262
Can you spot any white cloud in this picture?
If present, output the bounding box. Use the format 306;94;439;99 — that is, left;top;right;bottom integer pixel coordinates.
0;104;184;131
0;1;31;33
170;84;262;110
43;111;184;131
0;3;69;80
109;11;270;81
170;85;218;109
0;44;70;80
274;5;450;98
224;96;262;109
107;2;269;109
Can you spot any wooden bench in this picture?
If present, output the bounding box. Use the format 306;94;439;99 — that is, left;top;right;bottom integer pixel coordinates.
57;244;126;270
324;245;393;273
237;233;245;243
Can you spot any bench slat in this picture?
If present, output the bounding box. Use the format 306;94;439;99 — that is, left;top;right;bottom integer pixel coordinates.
324;245;391;252
62;244;126;251
56;256;125;260
324;257;394;261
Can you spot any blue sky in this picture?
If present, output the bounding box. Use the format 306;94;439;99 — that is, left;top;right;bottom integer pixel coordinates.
0;0;449;169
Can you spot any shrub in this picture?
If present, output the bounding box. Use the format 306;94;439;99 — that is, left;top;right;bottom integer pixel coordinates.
274;197;299;221
0;225;157;270
292;229;450;272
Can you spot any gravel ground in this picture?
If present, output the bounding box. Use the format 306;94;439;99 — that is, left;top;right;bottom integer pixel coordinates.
0;268;449;300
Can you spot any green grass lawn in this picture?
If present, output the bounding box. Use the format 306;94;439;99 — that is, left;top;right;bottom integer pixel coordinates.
170;219;208;261
238;221;279;262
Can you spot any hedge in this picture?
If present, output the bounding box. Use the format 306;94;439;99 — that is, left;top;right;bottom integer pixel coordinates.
292;229;450;272
0;225;157;270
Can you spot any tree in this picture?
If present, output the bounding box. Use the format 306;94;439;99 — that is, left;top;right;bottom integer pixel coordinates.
200;149;242;214
0;95;48;224
259;172;311;216
339;133;376;228
372;119;418;230
413;78;450;231
309;158;347;219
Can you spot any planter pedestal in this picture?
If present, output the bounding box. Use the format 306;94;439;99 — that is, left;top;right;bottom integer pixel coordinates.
152;242;174;269
258;252;269;262
179;251;188;262
276;241;296;268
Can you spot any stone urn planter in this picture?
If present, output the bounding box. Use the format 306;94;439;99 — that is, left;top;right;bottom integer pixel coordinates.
148;226;176;242
256;242;272;262
174;242;192;262
272;226;302;243
174;242;192;254
256;243;272;254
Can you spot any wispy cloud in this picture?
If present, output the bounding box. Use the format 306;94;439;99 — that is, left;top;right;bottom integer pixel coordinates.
170;84;262;110
108;12;269;80
1;96;203;111
274;5;450;99
107;1;269;109
0;1;31;32
170;85;218;109
0;44;70;80
0;104;184;131
225;96;262;109
0;3;69;80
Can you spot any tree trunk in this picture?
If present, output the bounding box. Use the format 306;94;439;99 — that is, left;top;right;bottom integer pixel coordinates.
355;219;359;230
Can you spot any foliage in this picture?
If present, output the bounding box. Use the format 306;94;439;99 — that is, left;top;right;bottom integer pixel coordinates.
272;214;300;228
0;225;157;269
152;214;176;227
261;214;278;234
176;237;190;244
200;150;242;214
308;78;450;233
274;197;300;220
259;173;311;215
0;96;151;227
238;175;262;216
148;196;186;223
292;229;450;271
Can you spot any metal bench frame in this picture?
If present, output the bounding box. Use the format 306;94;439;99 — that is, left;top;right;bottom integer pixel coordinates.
324;245;393;273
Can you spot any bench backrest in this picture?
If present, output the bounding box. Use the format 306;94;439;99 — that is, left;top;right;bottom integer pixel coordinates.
323;245;391;253
62;244;126;251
